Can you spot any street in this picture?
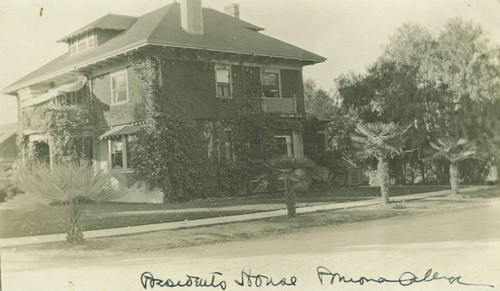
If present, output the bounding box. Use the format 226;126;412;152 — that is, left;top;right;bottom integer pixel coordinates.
2;198;500;291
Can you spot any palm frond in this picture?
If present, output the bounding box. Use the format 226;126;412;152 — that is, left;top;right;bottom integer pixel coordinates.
428;137;482;163
352;122;411;159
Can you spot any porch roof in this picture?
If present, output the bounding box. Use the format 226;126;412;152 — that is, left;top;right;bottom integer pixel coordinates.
98;123;143;140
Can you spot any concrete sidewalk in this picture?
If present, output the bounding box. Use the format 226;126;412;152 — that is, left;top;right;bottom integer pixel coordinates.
0;185;495;247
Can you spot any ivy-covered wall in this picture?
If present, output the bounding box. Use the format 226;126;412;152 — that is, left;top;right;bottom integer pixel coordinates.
91;57;305;128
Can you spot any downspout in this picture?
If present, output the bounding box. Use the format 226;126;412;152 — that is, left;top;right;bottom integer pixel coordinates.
240;57;245;98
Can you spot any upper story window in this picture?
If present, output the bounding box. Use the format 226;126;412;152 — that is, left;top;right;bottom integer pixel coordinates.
262;69;281;98
110;70;129;105
215;65;231;98
69;32;96;55
59;86;89;106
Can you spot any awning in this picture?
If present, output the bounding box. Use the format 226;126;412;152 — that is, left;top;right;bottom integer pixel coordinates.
21;76;87;108
99;123;143;140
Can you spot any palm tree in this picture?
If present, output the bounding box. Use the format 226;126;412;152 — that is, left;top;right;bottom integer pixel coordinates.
21;160;119;243
429;137;481;196
352;122;411;205
255;157;329;217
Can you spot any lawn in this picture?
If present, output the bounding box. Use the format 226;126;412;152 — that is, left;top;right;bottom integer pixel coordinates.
0;185;452;238
13;188;499;254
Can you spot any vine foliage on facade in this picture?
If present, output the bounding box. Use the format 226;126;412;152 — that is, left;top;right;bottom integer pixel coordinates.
18;103;92;166
128;47;311;201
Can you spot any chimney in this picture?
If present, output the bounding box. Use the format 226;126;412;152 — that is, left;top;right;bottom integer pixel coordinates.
181;0;204;35
224;3;240;19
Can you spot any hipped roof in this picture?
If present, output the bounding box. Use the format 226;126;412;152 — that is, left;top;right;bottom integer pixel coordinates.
57;14;138;42
4;3;325;94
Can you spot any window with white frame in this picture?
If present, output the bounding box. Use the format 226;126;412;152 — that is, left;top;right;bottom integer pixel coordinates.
275;135;293;157
111;70;129;104
262;70;281;98
108;135;136;170
215;65;231;98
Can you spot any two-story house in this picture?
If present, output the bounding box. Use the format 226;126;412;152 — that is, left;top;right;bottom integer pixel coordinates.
2;1;325;195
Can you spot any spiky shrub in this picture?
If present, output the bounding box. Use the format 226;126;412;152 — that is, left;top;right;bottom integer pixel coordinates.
429;138;481;196
352;122;411;205
256;157;329;217
21;160;119;243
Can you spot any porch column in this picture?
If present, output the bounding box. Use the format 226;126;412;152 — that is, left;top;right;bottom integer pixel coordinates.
292;130;304;158
48;140;54;170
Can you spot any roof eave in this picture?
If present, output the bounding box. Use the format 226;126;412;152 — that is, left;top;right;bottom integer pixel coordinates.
4;41;326;94
3;40;150;94
147;40;326;63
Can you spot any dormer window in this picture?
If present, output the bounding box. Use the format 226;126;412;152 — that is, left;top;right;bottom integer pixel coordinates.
69;32;96;55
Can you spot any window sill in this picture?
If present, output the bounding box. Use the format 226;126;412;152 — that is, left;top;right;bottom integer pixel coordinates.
216;96;233;99
110;100;130;106
110;168;135;174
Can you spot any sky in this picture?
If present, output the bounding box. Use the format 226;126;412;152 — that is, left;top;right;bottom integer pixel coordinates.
0;0;499;125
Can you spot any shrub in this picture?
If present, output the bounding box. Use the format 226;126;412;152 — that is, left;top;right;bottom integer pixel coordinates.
21;160;119;243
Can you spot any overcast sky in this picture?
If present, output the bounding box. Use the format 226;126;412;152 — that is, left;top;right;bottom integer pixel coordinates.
1;0;499;125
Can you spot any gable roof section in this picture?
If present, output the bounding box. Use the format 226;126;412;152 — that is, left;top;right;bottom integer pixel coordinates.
58;14;138;42
4;3;325;94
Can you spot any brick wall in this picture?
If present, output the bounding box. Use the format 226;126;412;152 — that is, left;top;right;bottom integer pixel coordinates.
92;67;146;127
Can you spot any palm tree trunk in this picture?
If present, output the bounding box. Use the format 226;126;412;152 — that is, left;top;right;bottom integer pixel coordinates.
378;157;390;205
449;163;459;196
66;200;84;243
284;179;296;218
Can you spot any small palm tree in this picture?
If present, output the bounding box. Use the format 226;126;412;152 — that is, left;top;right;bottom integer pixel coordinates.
429;137;481;196
21;160;119;243
352;122;411;205
255;157;329;217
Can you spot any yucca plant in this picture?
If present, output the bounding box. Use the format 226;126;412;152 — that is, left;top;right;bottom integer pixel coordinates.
429;137;482;196
21;160;119;243
255;157;329;217
352;122;411;205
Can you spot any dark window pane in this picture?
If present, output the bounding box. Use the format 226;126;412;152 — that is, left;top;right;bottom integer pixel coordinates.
111;140;123;169
275;137;288;157
217;84;231;97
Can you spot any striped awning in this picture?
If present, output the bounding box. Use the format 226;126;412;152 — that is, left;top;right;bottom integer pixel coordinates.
21;76;87;108
98;123;142;140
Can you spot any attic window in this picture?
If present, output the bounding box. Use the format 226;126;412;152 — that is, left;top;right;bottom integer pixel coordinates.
69;32;96;55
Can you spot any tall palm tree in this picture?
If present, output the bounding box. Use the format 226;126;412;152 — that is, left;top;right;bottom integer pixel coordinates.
352;122;411;205
429;137;481;196
255;157;329;217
